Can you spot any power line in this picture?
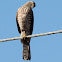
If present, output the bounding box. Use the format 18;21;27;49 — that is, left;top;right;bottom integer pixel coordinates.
0;30;62;42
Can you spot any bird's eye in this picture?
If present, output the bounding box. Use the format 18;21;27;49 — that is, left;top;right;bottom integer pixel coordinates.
31;3;34;7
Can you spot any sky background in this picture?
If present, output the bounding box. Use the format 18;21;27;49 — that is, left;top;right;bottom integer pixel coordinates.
0;0;62;62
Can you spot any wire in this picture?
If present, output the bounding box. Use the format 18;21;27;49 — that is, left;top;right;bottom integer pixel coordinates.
0;30;62;42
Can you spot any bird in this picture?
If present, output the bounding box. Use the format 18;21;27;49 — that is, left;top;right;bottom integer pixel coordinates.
16;1;35;60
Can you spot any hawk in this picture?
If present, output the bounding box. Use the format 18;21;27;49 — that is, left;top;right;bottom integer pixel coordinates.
16;1;35;60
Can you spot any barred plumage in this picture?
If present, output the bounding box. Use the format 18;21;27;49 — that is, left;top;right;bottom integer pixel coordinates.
16;1;35;60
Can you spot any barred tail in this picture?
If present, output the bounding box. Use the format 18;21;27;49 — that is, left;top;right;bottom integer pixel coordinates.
23;42;31;60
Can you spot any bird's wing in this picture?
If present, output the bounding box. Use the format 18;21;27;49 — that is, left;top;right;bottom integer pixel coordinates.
28;9;34;35
16;12;21;34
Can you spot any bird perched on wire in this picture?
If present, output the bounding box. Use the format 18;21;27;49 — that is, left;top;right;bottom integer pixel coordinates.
16;1;35;60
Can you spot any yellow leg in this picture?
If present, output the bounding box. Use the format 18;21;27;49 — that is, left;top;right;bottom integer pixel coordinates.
22;31;26;39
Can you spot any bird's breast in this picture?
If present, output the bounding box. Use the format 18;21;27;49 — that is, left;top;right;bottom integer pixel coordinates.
17;7;31;31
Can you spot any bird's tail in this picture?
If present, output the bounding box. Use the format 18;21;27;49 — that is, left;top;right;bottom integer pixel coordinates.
23;41;31;60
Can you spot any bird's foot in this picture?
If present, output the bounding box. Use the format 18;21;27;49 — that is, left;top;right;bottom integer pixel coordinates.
22;31;26;39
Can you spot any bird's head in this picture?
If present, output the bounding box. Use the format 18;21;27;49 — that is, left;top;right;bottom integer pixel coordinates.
25;1;36;8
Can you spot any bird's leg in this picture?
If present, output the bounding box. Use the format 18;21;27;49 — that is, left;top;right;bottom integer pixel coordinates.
21;31;28;43
22;31;26;39
21;31;26;43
